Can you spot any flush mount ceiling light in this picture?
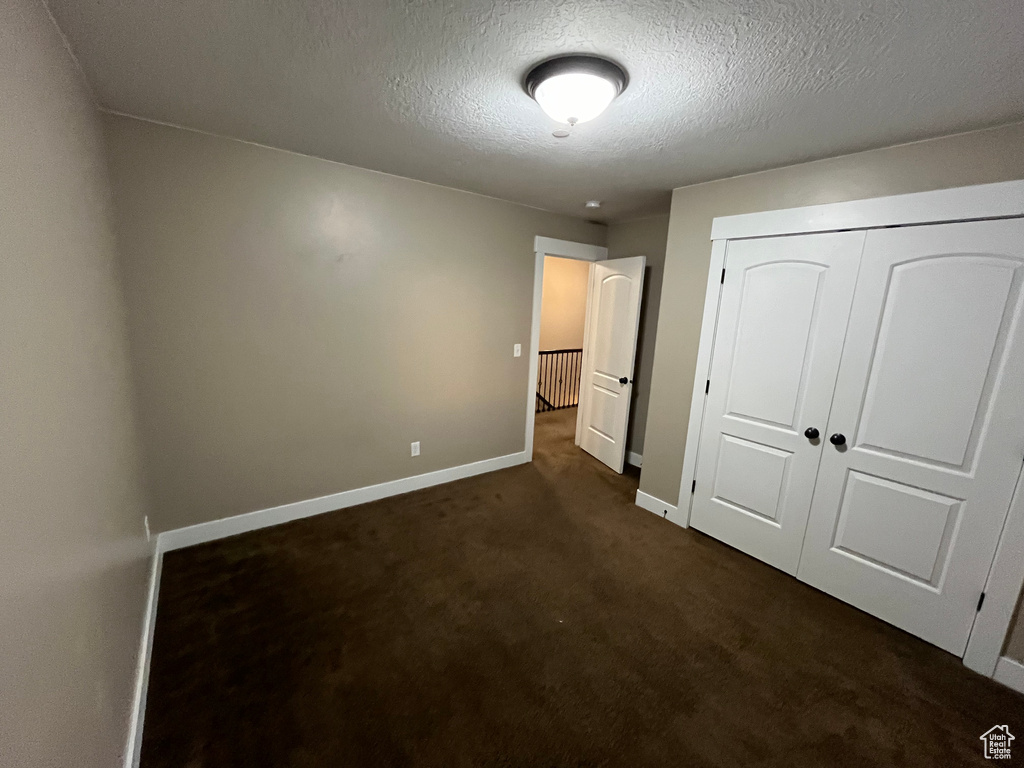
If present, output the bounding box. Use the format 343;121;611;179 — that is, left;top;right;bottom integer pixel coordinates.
525;55;628;126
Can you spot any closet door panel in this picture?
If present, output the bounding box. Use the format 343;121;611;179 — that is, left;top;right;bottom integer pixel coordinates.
854;256;1015;468
798;219;1024;655
690;231;865;574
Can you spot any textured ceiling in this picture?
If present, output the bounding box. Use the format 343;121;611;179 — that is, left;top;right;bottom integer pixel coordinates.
48;0;1024;222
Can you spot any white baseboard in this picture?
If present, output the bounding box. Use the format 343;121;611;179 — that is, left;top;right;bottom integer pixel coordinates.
125;540;163;768
158;451;529;552
634;490;686;528
993;656;1024;695
129;450;528;758
626;451;643;468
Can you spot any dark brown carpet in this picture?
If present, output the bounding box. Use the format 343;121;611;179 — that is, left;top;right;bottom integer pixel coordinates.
142;407;1024;767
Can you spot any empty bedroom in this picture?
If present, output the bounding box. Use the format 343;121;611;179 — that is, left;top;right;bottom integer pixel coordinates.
3;0;1024;766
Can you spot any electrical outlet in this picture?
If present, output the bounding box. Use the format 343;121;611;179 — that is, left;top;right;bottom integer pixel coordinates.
513;343;522;357
411;441;420;457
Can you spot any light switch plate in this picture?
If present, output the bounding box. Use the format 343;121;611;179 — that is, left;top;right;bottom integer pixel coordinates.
513;343;522;357
411;441;420;457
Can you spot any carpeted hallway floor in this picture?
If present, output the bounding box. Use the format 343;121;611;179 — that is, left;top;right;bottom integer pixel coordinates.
142;407;1024;767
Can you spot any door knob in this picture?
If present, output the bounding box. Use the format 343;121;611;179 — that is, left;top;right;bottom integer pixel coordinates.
618;376;629;385
829;433;847;446
804;427;819;440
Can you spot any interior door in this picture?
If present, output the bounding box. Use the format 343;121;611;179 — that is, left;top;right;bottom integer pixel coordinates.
797;219;1024;655
690;232;865;574
578;256;645;473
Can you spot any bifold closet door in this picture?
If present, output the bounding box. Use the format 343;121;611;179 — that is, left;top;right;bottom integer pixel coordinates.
690;231;865;574
797;219;1024;655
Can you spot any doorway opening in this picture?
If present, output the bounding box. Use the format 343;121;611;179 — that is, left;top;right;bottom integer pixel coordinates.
526;237;645;475
536;255;589;414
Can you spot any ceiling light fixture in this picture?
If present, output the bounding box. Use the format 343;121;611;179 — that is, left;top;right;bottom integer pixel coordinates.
585;200;602;209
525;55;628;126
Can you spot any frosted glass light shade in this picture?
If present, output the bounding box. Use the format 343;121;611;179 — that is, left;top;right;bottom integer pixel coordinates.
525;55;628;127
533;72;617;125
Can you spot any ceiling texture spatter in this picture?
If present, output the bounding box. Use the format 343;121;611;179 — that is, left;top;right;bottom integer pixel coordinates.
45;0;1024;222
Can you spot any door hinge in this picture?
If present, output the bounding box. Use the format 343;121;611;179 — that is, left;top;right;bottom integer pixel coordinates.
720;268;726;284
705;379;710;395
691;479;697;494
977;592;986;612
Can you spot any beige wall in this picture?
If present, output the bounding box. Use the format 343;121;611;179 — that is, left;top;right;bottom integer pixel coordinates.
640;121;1024;503
0;2;151;766
607;214;670;457
104;115;606;532
636;120;1024;662
539;256;589;350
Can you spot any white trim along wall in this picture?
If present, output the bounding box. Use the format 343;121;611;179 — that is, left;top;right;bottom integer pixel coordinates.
708;179;1024;240
159;452;528;552
963;465;1024;677
125;448;531;766
526;236;607;459
993;657;1024;695
127;234;609;763
125;541;161;768
656;179;1024;685
635;490;680;522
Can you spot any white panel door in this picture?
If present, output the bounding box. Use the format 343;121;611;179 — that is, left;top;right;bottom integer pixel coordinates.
578;257;645;473
690;232;866;573
798;219;1024;655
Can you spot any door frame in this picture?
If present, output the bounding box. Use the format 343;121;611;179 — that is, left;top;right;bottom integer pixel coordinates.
526;236;608;461
674;179;1024;679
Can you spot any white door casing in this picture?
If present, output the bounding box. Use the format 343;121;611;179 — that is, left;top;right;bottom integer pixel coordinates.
578;256;646;473
796;219;1024;655
527;237;607;461
689;232;866;574
671;181;1024;674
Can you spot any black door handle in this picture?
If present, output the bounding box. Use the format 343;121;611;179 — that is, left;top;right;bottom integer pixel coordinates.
830;433;846;446
804;427;819;440
618;376;629;385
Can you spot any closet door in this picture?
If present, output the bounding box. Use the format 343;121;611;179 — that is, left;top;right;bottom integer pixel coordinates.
690;232;865;574
798;219;1024;655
